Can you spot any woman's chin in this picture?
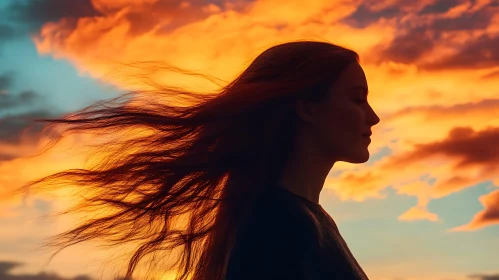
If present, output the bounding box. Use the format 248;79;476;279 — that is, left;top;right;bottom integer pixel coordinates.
346;150;370;164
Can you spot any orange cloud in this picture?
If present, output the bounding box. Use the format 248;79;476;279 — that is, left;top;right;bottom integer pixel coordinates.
398;206;439;222
4;2;499;279
33;0;391;90
449;188;499;232
11;0;499;231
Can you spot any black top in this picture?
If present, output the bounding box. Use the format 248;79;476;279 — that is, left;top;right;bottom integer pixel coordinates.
224;186;369;280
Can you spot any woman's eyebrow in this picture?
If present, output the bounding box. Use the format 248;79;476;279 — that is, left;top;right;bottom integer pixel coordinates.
349;86;369;95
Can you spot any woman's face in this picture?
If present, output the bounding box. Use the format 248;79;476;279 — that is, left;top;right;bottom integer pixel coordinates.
297;62;380;164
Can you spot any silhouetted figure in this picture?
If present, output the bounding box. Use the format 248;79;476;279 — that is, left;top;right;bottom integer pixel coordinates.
12;40;379;280
221;41;378;280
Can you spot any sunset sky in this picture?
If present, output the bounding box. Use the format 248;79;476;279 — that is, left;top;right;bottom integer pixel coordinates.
0;0;498;279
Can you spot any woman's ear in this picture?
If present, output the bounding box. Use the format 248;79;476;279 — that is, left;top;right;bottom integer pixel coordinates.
295;98;320;124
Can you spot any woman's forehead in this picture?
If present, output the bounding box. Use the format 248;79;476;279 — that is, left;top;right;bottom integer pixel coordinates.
334;63;368;90
338;63;367;86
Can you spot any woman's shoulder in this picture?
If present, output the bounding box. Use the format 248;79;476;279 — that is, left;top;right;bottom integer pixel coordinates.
237;187;320;240
225;187;323;279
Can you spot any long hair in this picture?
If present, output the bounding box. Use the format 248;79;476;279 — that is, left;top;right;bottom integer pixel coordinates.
10;40;359;280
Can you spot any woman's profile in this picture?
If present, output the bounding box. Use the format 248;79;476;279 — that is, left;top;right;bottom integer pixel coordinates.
11;40;380;280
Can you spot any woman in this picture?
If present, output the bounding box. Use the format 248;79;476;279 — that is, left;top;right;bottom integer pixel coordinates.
12;40;380;280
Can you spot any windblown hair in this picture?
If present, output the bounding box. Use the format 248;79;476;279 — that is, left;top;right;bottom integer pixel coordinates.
11;40;359;280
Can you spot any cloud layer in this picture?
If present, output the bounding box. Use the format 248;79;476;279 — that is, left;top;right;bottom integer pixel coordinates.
2;0;499;234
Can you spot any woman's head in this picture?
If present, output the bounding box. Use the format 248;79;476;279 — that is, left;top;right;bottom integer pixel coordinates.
293;61;380;165
11;40;377;280
209;40;378;185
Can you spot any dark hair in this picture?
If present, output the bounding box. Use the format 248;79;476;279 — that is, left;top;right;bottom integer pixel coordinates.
10;40;359;280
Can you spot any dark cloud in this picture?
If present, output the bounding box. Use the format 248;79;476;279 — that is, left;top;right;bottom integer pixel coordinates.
0;110;55;145
0;0;101;44
5;0;101;28
0;261;20;276
378;28;437;64
419;0;461;15
430;6;495;31
0;72;61;161
0;73;41;109
384;125;499;178
375;20;499;67
0;90;40;109
0;153;17;161
347;0;499;68
139;0;256;36
421;34;499;70
0;72;57;144
480;201;499;221
0;260;94;280
0;260;136;280
0;0;255;42
342;0;492;29
340;3;401;28
469;274;499;280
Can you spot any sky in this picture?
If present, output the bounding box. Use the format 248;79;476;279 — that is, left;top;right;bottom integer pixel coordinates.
0;0;498;279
